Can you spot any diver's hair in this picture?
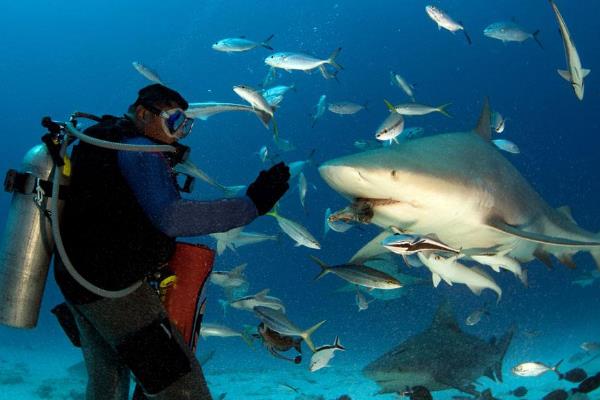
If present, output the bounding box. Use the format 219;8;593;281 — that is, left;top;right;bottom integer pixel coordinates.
130;84;189;111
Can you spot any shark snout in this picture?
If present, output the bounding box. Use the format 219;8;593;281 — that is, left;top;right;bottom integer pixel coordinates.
319;163;369;197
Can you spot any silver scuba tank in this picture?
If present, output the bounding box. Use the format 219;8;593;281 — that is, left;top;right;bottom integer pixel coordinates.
0;144;68;328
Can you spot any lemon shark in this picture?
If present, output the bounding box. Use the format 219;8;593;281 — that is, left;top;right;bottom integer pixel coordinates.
362;301;513;395
319;99;600;273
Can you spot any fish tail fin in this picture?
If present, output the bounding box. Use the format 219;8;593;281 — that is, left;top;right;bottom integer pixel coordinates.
302;320;327;352
592;234;600;271
383;99;396;113
255;109;272;130
215;237;228;256
437;103;453;118
334;335;346;351
327;47;343;70
261;34;275;50
309;255;330;281
222;185;247;198
552;359;564;378
240;326;255;348
459;22;472;45
265;203;281;219
532;29;544;49
493;326;515;382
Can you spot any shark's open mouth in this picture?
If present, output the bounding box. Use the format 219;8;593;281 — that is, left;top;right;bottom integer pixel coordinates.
329;198;401;225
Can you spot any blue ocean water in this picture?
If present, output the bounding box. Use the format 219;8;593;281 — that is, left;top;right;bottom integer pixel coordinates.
0;0;599;399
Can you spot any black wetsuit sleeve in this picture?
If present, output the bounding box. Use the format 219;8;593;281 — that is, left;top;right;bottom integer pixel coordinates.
118;139;258;238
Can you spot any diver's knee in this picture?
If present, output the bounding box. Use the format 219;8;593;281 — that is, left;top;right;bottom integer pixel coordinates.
115;317;192;396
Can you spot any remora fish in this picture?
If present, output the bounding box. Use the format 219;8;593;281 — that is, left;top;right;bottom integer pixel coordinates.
210;263;247;288
309;336;345;372
483;22;543;48
363;301;513;395
390;71;416;102
471;251;525;283
210;226;278;255
174;160;246;198
212;34;274;52
265;48;343;79
185;102;272;129
418;253;503;301
385;99;451;117
252;306;326;352
382;233;460;255
230;289;285;313
309;256;403;290
266;207;321;249
318;98;600;278
548;0;591;100
132;61;163;84
425;5;472;45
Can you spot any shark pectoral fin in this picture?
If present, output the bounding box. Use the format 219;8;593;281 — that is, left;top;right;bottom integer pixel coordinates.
486;217;600;247
582;68;591;78
432;273;442;288
349;231;392;264
557;69;572;81
466;284;482;296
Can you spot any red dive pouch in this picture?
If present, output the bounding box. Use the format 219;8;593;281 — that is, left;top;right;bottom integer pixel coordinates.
160;242;215;352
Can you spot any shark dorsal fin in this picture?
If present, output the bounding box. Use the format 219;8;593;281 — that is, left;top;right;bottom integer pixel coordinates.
557;206;576;223
431;301;461;332
473;97;492;141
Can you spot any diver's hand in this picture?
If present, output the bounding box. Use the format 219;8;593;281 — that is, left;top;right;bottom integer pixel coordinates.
246;162;290;215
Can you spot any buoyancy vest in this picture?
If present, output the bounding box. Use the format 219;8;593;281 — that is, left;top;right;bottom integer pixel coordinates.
55;115;180;303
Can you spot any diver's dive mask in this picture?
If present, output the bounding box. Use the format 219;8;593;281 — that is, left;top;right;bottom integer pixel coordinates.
145;104;195;140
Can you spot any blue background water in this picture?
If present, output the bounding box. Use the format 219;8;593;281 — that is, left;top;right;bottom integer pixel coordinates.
1;1;599;399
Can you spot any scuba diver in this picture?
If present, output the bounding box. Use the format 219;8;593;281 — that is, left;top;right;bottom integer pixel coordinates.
37;84;289;399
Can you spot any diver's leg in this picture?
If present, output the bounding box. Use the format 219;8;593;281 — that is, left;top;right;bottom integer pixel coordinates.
69;304;130;400
74;283;212;400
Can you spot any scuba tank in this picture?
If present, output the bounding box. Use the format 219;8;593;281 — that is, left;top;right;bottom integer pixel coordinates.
0;141;69;328
0;114;178;329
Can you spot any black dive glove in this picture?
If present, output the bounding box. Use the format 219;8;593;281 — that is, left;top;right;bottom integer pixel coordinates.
246;162;291;215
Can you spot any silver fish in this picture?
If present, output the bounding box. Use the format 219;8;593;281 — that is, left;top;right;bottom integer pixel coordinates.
212;34;274;53
385;99;451;117
210;263;248;288
312;95;327;127
355;290;375;312
258;145;269;163
390;71;416;102
132;61;163;84
491;111;506;133
265;48;343;79
466;307;489;326
324;207;354;235
512;361;562;377
327;101;366;115
483;21;543;48
309;336;345;372
252;306;325;352
200;323;243;338
210;227;278;255
185;102;272;129
299;172;308;211
274;137;296;152
174;160;246;198
549;0;590;100
492;139;520;154
233;85;275;117
267;208;320;249
425;5;472;44
230;289;286;313
310;256;403;290
375;112;405;142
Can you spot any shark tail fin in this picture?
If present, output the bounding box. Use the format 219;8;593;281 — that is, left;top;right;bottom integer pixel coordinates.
301;320;327;352
493;326;515;382
309;255;330;281
532;29;544;49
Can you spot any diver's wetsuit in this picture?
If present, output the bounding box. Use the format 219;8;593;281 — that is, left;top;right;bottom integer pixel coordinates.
54;116;257;400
